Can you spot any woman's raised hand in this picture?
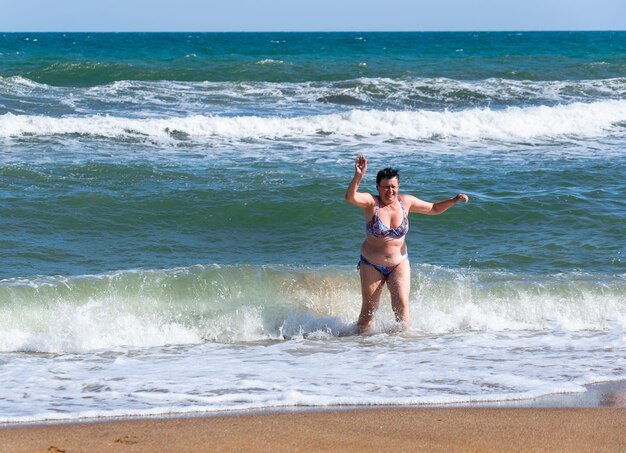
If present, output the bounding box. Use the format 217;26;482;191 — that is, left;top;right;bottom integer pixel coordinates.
355;155;367;176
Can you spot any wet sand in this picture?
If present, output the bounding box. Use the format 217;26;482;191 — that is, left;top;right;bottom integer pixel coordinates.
2;382;625;453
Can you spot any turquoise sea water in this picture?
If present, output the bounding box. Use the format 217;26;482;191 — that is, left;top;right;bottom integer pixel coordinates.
0;32;625;422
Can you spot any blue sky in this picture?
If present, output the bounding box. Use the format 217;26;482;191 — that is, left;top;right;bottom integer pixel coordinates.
1;0;624;32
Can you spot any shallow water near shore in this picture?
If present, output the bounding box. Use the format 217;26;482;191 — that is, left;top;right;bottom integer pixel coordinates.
0;32;625;423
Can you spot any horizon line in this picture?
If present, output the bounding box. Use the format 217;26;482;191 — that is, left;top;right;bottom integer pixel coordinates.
2;29;625;33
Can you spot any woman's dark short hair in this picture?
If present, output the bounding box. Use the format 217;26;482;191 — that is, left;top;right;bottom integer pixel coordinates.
376;168;399;185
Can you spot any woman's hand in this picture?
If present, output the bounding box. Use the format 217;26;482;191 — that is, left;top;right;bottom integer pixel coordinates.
455;193;469;203
355;155;367;176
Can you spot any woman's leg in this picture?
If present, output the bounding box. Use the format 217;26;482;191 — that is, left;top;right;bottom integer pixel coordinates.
386;259;411;329
358;262;386;334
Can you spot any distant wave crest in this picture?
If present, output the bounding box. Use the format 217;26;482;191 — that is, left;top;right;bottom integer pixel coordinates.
1;100;625;143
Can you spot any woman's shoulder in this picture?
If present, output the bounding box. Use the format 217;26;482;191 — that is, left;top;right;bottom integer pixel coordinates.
398;193;414;204
399;194;422;210
349;192;377;210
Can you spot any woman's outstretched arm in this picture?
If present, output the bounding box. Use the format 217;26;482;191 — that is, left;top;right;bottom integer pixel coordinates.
403;193;469;215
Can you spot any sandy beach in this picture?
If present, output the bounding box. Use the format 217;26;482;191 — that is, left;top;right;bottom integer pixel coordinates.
2;381;626;453
1;407;625;453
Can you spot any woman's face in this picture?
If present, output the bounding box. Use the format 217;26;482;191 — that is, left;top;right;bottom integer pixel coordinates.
376;177;399;205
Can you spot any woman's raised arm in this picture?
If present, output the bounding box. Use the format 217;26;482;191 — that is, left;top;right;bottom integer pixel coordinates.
345;155;375;209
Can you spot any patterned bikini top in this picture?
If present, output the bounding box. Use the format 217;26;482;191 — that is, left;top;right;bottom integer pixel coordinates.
366;197;409;239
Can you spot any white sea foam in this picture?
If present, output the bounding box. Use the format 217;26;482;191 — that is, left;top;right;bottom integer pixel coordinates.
0;265;624;354
0;328;623;423
256;59;284;65
1;100;625;144
4;76;626;119
0;265;624;423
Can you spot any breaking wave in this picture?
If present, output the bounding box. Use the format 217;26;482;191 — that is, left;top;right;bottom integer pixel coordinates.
1;100;625;144
0;264;624;353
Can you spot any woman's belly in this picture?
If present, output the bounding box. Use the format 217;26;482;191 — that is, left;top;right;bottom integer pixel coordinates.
360;237;408;266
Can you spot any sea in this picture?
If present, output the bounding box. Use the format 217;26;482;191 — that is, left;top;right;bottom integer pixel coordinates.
0;32;625;423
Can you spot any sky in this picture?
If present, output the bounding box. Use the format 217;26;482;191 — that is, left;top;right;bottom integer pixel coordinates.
0;0;624;32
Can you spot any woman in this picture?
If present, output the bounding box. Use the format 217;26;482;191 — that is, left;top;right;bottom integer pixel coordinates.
345;155;469;333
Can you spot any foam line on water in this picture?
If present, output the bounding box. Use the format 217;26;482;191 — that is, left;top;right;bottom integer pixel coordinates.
1;100;625;143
